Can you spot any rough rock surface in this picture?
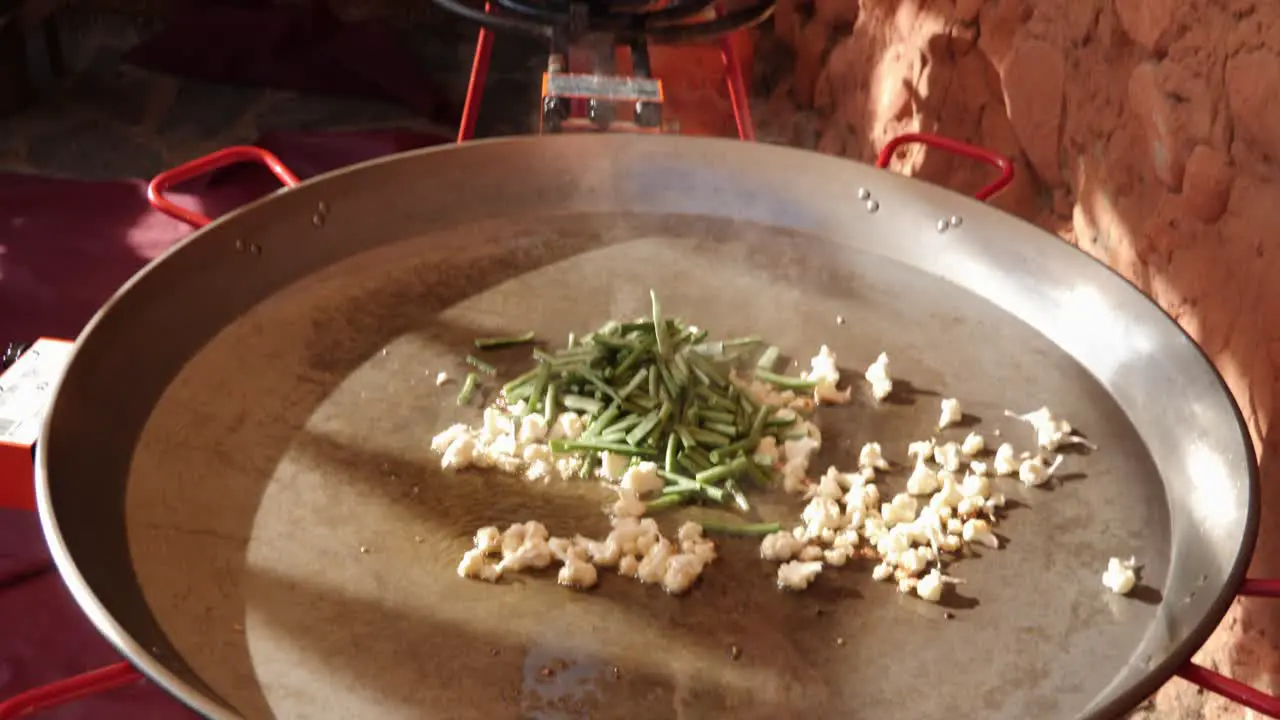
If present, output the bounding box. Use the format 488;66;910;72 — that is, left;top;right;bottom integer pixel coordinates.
752;0;1280;716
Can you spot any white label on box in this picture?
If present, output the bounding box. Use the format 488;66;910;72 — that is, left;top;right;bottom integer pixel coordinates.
0;339;74;446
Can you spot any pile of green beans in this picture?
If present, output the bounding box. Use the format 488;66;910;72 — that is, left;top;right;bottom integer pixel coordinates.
487;291;818;514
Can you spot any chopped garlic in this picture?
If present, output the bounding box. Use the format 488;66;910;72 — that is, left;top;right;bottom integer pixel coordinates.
933;442;963;472
549;412;585;440
960;432;985;457
798;544;825;562
618;555;640;577
777;560;824;591
612;488;646;517
436;371;451;386
754;435;779;465
864;352;893;401
497;536;552;573
993;443;1019;475
810;467;846;501
474;526;502;554
1006;406;1097;451
907;439;935;461
621;461;663;496
960;472;990;498
458;548;502;582
1019;455;1065;488
806;345;852;404
898;547;928;575
906;459;940;495
824;547;852;566
601;451;630;482
858;442;891;471
760;530;806;561
962;519;999;549
442;435;477;470
969;460;990;476
871;562;895;581
662;554;707;594
636;537;675;584
882;493;919;527
802;496;846;538
929;474;964;510
558;555;599;589
916;569;945;603
1102;556;1139;595
938;398;963;429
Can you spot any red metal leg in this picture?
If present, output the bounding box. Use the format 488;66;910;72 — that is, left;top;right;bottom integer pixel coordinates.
457;3;494;143
720;34;754;142
147;146;301;228
0;662;143;719
1175;579;1280;718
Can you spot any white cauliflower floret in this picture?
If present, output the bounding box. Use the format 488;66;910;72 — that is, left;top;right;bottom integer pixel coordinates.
809;467;845;501
621;461;663;496
929;475;964;510
777;560;824;591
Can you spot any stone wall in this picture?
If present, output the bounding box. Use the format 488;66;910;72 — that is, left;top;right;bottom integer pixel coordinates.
755;0;1280;715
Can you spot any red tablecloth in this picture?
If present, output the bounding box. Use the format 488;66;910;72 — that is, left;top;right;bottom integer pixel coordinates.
0;128;447;718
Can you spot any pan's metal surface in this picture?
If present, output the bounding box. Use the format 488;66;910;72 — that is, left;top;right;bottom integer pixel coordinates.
36;135;1257;720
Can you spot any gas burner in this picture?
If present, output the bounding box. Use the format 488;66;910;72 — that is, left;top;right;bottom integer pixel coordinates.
432;0;776;43
441;0;766;139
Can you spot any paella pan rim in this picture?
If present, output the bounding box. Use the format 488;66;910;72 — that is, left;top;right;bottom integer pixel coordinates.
33;133;1262;719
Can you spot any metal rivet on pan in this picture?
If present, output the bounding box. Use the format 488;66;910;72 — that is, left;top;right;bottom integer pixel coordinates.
950;215;963;227
857;187;870;200
865;199;879;213
234;238;245;252
936;219;950;233
249;243;262;255
312;213;326;227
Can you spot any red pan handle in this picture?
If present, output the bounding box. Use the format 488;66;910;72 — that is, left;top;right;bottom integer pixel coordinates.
0;662;142;718
1175;579;1280;716
147;146;302;228
876;132;1014;202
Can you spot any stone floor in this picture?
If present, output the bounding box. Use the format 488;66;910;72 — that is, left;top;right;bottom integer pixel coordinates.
0;10;547;179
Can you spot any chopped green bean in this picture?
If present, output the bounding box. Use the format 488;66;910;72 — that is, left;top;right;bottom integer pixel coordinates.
549;439;657;456
646;493;690;512
664;434;679;474
703;421;739;438
502;367;541;395
695;456;750;485
710;437;758;464
650;289;670;357
683;426;732;447
756;345;780;370
698;409;736;425
456;372;479;406
465;354;497;375
724;336;762;347
618;367;650;399
562;394;605;415
544;382;559;421
754;369;818;391
626;411;662;446
724;479;751;512
474;331;536;349
697;520;782;536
